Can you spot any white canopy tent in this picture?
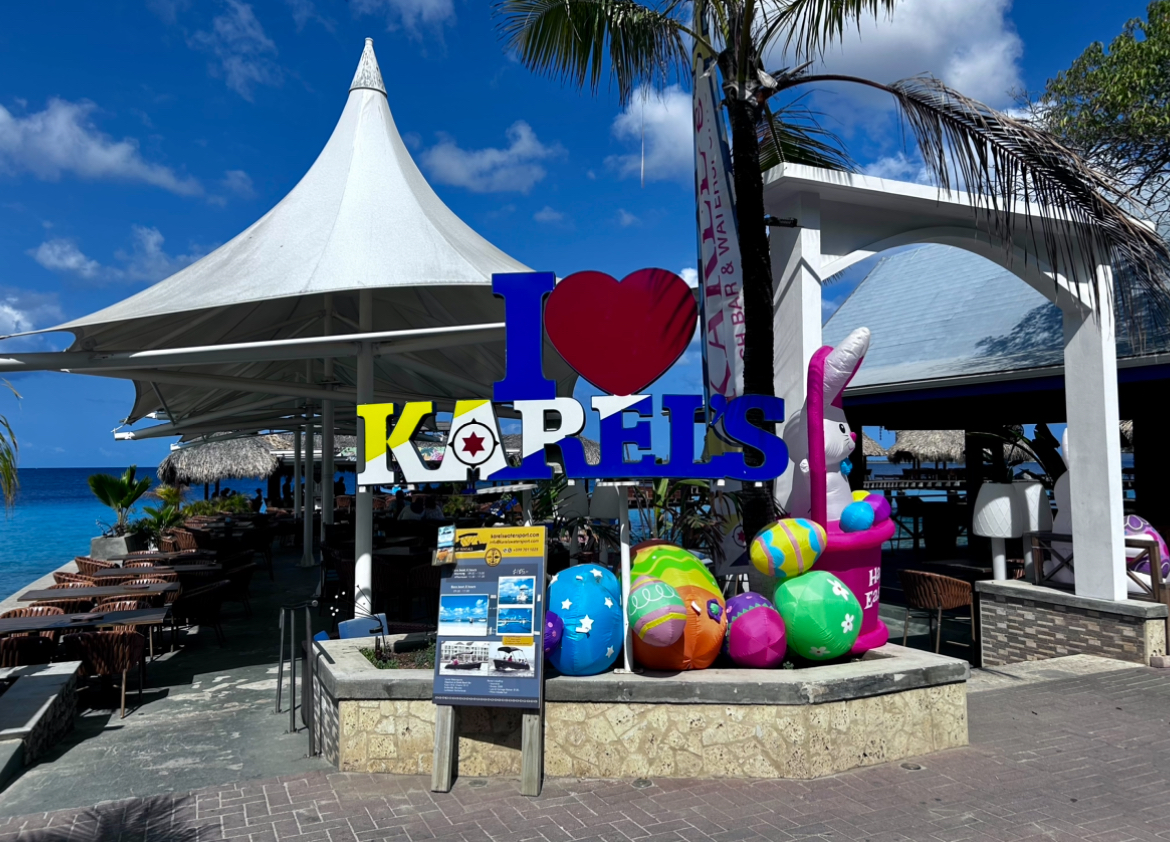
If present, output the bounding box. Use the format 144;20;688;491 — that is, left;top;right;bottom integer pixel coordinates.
0;39;573;607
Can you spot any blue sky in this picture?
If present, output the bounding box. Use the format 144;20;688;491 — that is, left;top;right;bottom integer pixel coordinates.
0;0;1151;467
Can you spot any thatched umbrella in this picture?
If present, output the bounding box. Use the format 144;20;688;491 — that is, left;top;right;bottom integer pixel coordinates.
1121;419;1134;452
862;432;887;458
158;435;280;485
888;430;966;465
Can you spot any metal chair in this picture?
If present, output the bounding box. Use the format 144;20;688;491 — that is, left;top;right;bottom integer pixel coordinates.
897;569;976;653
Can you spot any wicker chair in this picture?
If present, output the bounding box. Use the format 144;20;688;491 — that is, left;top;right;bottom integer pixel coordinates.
159;534;180;553
122;566;178;582
0;605;66;641
0;635;56;667
223;563;257;617
122;560;159;569
75;557;116;577
897;570;976;653
96;598;150;611
171;530;200;552
47;581;92;590
62;631;146;718
53;571;95;586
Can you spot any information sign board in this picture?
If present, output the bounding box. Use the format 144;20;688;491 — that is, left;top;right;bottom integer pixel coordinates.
432;526;546;709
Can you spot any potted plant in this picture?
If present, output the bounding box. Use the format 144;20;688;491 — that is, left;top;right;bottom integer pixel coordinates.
88;466;152;558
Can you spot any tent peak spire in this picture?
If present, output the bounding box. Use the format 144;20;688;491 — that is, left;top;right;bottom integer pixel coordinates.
349;37;386;97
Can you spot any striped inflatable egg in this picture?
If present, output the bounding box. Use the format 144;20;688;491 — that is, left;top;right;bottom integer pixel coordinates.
749;518;827;580
627;575;687;647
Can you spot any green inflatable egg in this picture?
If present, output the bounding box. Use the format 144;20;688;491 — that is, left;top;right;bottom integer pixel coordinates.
774;571;862;661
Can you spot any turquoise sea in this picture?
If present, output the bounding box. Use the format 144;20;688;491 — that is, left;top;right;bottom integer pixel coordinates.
0;468;353;603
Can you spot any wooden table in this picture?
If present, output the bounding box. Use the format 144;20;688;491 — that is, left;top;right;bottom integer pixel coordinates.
0;608;169;635
88;565;222;579
19;583;179;603
106;550;216;562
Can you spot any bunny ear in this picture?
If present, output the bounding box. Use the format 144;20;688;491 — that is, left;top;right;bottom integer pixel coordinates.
824;328;870;409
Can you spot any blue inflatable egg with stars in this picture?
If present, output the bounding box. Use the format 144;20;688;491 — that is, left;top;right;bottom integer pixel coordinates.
839;500;876;533
547;564;624;676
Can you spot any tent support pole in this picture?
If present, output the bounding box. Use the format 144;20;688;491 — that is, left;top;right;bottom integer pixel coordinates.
618;488;634;673
301;393;317;568
293;425;303;522
322;294;335;537
355;290;375;616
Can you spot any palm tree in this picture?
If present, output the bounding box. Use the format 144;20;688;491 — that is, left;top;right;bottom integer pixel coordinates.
0;382;18;512
89;466;152;535
494;0;1170;538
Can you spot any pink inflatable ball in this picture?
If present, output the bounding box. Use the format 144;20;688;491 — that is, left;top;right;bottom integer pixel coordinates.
1124;515;1170;578
724;593;787;668
543;611;564;654
865;493;891;523
839;500;875;533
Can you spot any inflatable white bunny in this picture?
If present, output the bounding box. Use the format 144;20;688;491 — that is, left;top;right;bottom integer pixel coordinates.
784;327;871;523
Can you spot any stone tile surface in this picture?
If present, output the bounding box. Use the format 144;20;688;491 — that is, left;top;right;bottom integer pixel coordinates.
2;662;1169;841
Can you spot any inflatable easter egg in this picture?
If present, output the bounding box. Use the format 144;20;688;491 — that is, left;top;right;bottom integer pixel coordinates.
630;543;725;670
774;571;862;661
852;490;870;503
749;518;826;580
1125;515;1170;577
628;576;686;647
865;493;891;523
546;564;624;675
724;592;787;668
839;501;876;533
543;611;563;654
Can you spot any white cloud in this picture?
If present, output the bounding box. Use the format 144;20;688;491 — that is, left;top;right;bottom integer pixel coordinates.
0;98;201;195
533;206;564;224
679;268;699;288
27;225;204;284
350;0;455;34
285;0;333;31
0;286;63;340
862;153;932;184
806;0;1023;109
616;209;640;227
114;225;204;283
420;121;563;194
607;85;692;183
221;169;255;198
190;1;282;101
28;239;101;279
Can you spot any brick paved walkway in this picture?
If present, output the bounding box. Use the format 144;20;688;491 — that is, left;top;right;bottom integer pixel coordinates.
4;662;1170;842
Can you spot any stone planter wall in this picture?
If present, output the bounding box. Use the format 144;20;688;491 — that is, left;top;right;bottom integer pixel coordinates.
976;580;1169;666
312;639;969;781
0;661;81;788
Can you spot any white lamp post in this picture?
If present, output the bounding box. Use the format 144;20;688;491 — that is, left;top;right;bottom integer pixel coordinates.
972;483;1023;580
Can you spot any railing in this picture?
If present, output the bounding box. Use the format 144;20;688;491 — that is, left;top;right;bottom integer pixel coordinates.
275;600;319;757
1028;532;1168;607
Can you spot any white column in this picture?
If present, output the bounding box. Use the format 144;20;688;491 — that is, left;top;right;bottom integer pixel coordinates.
322;294;335;533
355;289;375;615
1062;263;1126;601
618;488;633;672
301;407;317;568
293;425;303;521
770;191;823;514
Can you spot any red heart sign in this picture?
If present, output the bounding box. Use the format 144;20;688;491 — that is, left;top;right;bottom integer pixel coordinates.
544;269;698;396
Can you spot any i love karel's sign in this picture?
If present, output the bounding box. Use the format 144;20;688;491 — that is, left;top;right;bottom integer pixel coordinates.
357;271;789;485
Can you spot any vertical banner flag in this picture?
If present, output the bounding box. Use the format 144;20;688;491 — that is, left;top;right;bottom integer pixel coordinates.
693;8;745;401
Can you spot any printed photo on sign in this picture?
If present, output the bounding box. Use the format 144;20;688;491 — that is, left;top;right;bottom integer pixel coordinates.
496;606;533;634
437;594;489;636
486;642;535;677
498;576;535;606
438;640;491;671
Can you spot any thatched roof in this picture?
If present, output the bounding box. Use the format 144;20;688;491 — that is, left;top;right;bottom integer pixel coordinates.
889;430;965;465
862;433;887;457
158;435;281;485
1121;419;1134;451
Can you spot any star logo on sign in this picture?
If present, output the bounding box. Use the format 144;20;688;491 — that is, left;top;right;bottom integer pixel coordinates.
450;421;497;467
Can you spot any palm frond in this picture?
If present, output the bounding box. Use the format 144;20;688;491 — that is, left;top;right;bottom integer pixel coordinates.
760;0;898;61
784;72;1170;322
758;94;854;172
493;0;693;104
0;382;17;512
